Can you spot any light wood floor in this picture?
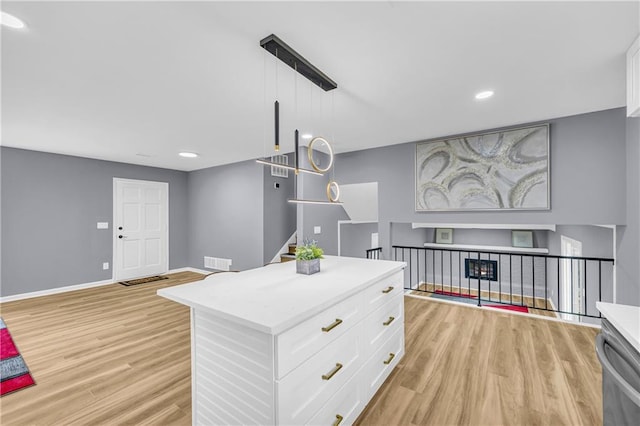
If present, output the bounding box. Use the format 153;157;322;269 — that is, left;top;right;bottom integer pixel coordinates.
0;271;201;425
0;273;601;425
355;295;601;426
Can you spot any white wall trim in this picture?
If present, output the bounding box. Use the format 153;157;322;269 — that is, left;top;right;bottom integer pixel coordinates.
0;267;207;303
412;223;557;231
0;278;114;303
168;267;211;275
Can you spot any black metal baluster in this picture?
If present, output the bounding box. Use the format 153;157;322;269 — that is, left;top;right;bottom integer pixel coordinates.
584;259;587;316
598;261;602;318
433;250;436;293
570;258;574;315
520;256;524;307
416;248;420;292
511;256;515;303
487;253;492;302
467;252;471;297
499;254;502;303
458;251;462;295
441;250;444;293
450;251;453;294
424;249;427;292
532;257;536;310
477;252;482;306
557;258;561;316
544;258;548;310
413;248;417;291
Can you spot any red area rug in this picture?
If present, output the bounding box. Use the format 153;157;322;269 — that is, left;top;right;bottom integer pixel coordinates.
432;291;529;313
486;304;530;313
1;318;35;396
433;290;477;299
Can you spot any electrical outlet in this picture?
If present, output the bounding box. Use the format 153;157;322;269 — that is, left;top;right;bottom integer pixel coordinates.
97;222;109;229
103;262;109;270
314;226;321;234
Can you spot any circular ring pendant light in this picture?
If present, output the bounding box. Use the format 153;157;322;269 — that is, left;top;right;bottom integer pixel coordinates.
326;181;340;202
307;137;334;173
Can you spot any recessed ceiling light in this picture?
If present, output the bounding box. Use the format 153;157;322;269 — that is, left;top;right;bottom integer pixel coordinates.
475;90;494;100
301;133;313;140
179;152;198;158
1;11;26;29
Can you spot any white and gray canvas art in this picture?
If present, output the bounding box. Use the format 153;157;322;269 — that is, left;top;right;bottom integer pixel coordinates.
416;125;549;211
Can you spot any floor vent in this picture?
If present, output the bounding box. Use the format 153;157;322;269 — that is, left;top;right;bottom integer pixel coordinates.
204;256;232;271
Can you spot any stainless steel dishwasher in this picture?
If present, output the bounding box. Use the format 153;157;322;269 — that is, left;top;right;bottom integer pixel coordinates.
596;318;640;425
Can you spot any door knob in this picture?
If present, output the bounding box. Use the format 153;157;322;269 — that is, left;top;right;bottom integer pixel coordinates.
118;226;123;230
118;235;125;239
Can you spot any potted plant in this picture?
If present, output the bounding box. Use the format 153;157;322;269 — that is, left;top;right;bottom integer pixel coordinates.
295;240;324;275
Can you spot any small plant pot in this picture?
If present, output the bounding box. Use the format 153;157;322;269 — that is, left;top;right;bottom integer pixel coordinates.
296;259;320;275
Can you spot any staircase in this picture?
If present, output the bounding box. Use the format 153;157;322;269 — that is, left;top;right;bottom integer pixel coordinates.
280;244;296;263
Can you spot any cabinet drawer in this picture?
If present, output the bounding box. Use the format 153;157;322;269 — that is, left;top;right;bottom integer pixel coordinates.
361;327;404;401
277;323;363;426
276;292;363;379
364;295;404;356
362;271;404;314
307;368;366;426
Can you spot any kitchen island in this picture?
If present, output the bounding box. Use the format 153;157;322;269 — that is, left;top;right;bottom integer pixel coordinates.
158;255;406;426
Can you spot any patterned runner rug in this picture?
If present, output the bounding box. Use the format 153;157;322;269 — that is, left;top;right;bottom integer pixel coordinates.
1;318;35;396
119;275;168;286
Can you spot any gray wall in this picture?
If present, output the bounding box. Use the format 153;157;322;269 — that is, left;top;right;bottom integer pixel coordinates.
617;116;640;306
1;147;189;297
330;108;627;258
188;159;264;272
298;147;349;254
548;225;615;258
340;222;378;258
263;153;296;264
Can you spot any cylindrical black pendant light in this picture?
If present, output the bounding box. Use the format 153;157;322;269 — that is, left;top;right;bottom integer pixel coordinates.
294;129;299;174
274;100;280;151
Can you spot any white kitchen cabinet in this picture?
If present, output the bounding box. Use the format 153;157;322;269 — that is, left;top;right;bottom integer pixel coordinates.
158;256;406;425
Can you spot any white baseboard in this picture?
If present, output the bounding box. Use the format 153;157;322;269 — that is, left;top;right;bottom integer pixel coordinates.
0;278;114;303
168;267;211;275
0;267;209;303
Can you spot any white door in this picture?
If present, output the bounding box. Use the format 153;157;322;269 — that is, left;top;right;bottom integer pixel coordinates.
560;235;583;322
114;178;169;281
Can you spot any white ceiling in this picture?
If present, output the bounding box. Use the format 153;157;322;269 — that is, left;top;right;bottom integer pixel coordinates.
1;1;638;171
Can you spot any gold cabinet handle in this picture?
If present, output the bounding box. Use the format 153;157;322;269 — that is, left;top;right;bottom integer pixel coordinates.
383;316;395;326
383;353;396;365
382;286;394;294
322;363;343;380
322;318;343;332
333;414;344;426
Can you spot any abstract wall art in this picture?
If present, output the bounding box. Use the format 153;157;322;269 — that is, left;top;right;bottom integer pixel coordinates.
415;124;549;211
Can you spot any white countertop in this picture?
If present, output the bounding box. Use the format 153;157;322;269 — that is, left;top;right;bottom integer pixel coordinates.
597;302;640;352
158;256;406;335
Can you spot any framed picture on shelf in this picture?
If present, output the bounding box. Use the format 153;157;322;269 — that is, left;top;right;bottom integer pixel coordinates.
512;230;534;248
435;228;453;244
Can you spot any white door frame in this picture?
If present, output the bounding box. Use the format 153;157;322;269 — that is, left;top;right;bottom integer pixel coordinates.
112;178;169;281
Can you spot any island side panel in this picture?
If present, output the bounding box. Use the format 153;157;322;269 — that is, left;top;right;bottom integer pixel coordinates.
192;308;275;425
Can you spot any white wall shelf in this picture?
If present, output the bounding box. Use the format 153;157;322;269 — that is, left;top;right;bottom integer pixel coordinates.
412;223;556;231
423;243;549;254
